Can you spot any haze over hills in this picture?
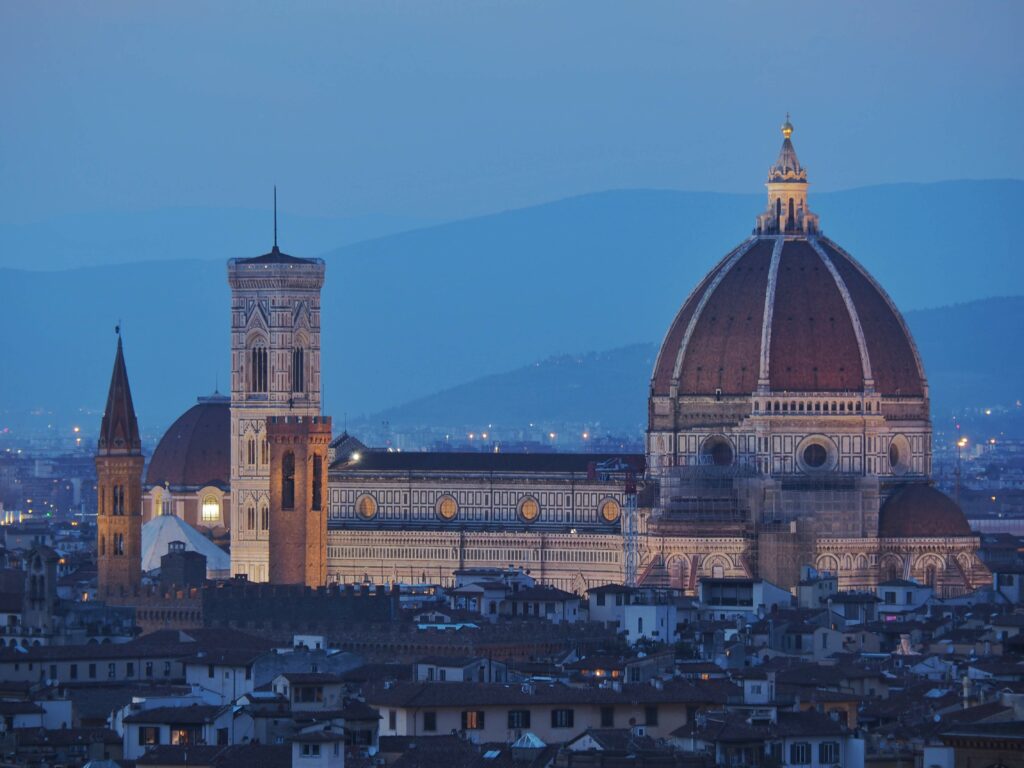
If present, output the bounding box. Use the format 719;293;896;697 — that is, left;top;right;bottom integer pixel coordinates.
358;296;1024;435
0;181;1020;437
0;208;433;271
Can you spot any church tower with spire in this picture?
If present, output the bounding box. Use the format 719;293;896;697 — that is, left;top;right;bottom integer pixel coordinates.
96;333;144;598
227;205;326;582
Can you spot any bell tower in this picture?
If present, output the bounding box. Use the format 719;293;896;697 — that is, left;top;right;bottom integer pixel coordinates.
267;415;332;586
96;333;144;598
227;228;326;582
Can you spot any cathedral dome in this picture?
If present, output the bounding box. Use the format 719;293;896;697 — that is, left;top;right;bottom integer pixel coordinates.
651;237;926;397
146;394;230;488
651;120;925;400
878;483;972;538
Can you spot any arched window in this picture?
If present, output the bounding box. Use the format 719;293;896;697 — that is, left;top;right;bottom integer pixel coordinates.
247;506;256;531
112;485;125;516
201;495;220;524
250;344;269;394
260;504;269;531
282;452;295;510
787;197;795;230
247;436;256;466
292;347;305;393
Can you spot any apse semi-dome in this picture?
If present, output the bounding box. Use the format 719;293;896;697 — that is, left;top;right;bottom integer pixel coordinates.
878;483;972;538
146;394;231;488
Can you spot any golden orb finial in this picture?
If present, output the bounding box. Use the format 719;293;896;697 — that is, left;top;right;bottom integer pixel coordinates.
781;113;793;140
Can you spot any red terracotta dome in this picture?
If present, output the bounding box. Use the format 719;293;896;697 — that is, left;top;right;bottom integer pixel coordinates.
651;237;926;398
878;483;972;538
146;394;230;488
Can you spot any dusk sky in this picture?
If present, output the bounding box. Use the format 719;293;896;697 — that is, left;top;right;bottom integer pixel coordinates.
2;1;1021;231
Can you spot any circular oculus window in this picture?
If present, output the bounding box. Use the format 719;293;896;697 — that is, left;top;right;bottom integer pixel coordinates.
355;494;378;520
803;443;828;468
519;497;540;522
702;436;734;466
600;499;622;523
436;495;458;520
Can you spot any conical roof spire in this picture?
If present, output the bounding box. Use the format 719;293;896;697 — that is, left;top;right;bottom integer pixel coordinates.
98;332;142;454
768;115;806;183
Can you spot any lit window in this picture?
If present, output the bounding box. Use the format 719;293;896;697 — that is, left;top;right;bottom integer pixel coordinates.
356;495;378;520
201;496;220;523
600;499;621;523
519;497;540;522
437;495;458;520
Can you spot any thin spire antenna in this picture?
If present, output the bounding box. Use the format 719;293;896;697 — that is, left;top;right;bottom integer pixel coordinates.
273;185;278;249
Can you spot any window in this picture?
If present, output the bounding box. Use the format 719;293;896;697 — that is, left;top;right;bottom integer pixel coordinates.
247;506;256;531
247;437;256;466
803;444;828;468
437;495;458;520
644;705;658;726
282;452;295;510
356;495;378;520
462;710;485;730
163;661;172;677
884;591;896;605
292;347;305;393
790;742;811;764
519;497;540;522
145;661;154;677
301;744;320;758
551;709;574;728
600;499;621;523
108;663;116;679
312;456;323;511
388;710;396;730
596;593;606;606
70;664;78;680
261;505;269;531
769;743;783;763
600;706;614;727
127;662;135;677
250;344;268;393
261;440;269;465
201;496;220;523
819;741;839;764
208;664;215;678
508;710;531;729
138;727;160;746
112;485;125;515
423;711;437;732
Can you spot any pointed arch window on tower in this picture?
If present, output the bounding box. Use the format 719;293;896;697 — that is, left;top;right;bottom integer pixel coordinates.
112;485;125;516
282;452;296;510
292;348;305;394
260;503;269;531
247;437;257;467
250;344;269;394
260;439;269;466
247;505;256;531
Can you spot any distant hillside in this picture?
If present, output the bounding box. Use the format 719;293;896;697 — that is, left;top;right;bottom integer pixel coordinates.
0;208;432;271
0;182;1020;435
365;296;1024;432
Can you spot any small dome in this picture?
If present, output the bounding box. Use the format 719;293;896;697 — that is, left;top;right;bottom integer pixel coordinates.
878;484;972;538
146;395;230;488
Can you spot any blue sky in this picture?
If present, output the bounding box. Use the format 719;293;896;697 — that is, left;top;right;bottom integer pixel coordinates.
1;1;1021;227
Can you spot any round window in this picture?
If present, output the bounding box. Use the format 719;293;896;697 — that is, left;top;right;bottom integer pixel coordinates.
702;436;734;466
356;494;378;520
888;442;900;469
803;443;828;468
600;499;621;523
437;495;458;520
519;497;540;522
